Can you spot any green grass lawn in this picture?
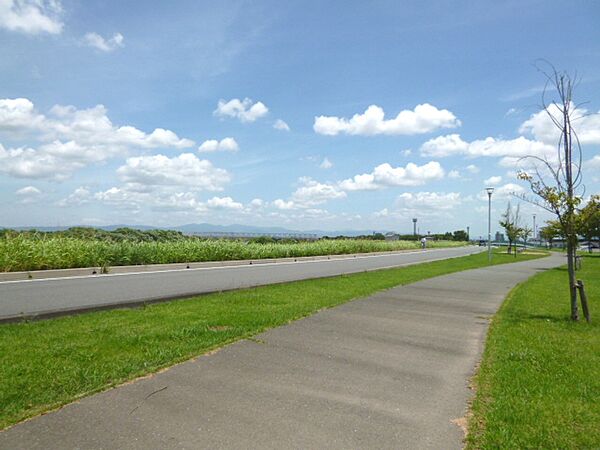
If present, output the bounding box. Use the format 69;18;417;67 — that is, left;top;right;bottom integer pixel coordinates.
0;249;545;430
468;254;600;449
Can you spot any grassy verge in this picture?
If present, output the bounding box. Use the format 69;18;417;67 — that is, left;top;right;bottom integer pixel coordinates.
467;254;600;449
0;249;546;430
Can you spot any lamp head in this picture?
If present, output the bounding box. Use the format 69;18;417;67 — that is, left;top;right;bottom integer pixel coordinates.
485;187;495;196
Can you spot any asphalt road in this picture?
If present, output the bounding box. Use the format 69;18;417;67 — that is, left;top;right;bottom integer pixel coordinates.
0;246;482;321
0;253;563;449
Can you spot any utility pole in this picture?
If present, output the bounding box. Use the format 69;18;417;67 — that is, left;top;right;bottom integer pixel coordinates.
486;187;495;262
412;218;417;236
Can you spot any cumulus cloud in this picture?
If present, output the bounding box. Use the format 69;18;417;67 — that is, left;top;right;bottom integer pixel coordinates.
396;191;462;211
16;185;40;196
484;175;502;186
373;191;462;221
292;177;346;206
448;170;461;179
273;119;290;131
83;32;124;52
313;103;460;136
519;104;600;146
0;143;81;180
273;177;347;210
0;0;63;35
420;134;555;163
214;98;268;123
15;184;42;203
466;164;479;174
92;182;250;215
198;137;239;153
319;157;333;169
338;161;445;191
116;153;230;191
0;98;194;180
206;196;243;210
272;199;295;210
249;198;264;208
57;186;91;207
478;183;525;200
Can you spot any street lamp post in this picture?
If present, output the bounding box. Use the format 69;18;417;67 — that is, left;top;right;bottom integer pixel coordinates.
412;218;417;236
533;214;536;244
485;187;495;262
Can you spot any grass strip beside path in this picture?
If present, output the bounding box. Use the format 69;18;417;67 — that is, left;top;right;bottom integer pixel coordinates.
0;249;545;430
467;254;600;449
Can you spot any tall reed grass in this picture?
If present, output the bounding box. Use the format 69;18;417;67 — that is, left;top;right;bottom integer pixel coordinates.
0;235;465;272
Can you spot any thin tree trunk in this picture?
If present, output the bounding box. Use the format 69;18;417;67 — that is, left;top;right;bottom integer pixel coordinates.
563;97;579;321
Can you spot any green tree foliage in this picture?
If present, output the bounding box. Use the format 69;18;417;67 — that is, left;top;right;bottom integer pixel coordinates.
577;195;600;252
539;220;562;248
452;230;469;241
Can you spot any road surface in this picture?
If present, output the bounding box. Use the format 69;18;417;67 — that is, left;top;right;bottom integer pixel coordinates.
0;253;562;449
0;246;482;321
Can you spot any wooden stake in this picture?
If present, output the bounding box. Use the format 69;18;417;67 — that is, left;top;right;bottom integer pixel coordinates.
577;280;591;323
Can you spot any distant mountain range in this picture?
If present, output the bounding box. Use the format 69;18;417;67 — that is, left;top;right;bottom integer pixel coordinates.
4;223;396;237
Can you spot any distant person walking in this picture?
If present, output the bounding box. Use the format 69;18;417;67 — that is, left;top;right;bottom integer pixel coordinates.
420;237;426;249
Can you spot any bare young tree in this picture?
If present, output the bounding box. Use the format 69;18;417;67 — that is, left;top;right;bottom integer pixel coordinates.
499;202;525;256
518;65;584;321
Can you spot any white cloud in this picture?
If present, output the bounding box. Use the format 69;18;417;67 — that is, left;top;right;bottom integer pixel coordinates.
484;175;502;186
0;143;81;180
83;32;124;52
272;199;296;210
92;186;249;216
319;157;333;169
0;98;46;131
273;177;347;210
519;104;600;146
15;184;42;203
249;198;264;208
198;137;239;153
339;161;445;191
587;155;600;169
402;149;412;156
448;170;461;179
116;153;230;191
57;186;91;207
466;164;479;174
214;98;268;123
206;196;243;210
0;98;194;179
313;103;460;136
291;177;346;207
0;0;63;35
15;185;41;196
397;191;462;211
420;134;555;164
273;119;290;131
479;183;525;200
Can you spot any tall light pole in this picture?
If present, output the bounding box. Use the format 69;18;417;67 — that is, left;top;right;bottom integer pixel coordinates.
486;187;494;262
412;218;417;236
533;214;537;244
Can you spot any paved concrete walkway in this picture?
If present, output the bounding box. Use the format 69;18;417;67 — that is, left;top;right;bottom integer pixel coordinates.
0;254;563;449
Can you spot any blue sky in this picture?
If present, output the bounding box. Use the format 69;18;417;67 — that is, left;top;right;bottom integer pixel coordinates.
1;0;599;236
